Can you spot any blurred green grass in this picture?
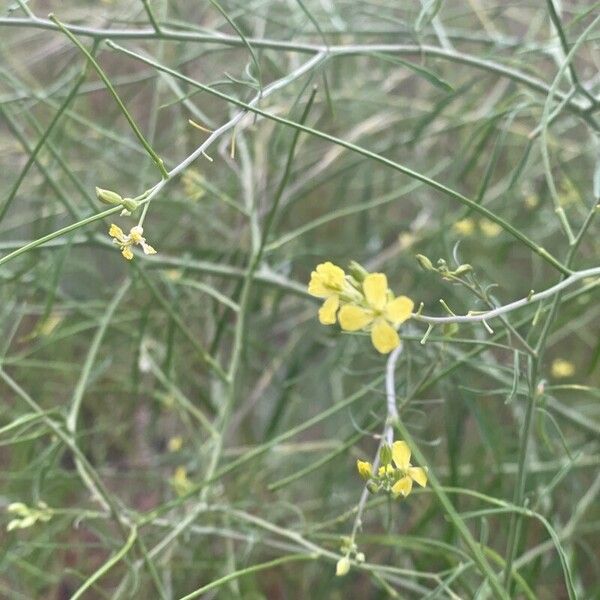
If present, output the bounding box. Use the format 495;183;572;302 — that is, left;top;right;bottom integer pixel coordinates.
0;1;599;598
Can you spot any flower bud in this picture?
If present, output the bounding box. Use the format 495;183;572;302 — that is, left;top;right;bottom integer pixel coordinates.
380;444;392;466
415;254;434;271
96;187;123;206
335;556;351;577
121;197;140;212
356;460;373;481
347;261;369;283
366;481;379;494
452;264;473;276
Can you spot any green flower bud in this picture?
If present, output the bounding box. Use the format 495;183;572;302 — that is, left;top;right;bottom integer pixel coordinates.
335;556;351;577
452;264;473;276
366;481;380;494
347;261;369;283
415;254;435;271
380;444;392;466
367;479;379;494
96;187;123;206
122;198;139;212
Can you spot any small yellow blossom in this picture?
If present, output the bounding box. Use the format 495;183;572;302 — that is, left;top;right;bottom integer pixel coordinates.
398;232;416;250
551;358;575;378
377;464;395;477
170;466;192;496
453;218;475;236
524;194;539;209
389;441;428;499
168;436;183;452
356;440;427;500
308;262;351;325
338;273;413;354
479;218;502;237
356;459;372;480
109;224;157;260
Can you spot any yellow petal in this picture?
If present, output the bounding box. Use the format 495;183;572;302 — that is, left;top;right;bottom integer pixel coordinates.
308;271;328;297
391;475;413;498
317;261;345;289
109;224;125;240
385;296;414;326
318;296;339;325
371;319;399;353
408;467;428;487
121;246;134;260
338;305;373;331
392;441;411;470
356;460;372;480
363;273;388;311
308;262;346;296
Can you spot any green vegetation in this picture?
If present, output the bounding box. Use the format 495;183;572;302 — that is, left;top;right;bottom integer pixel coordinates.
0;1;599;598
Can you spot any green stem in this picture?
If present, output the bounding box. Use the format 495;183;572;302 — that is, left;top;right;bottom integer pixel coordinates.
0;42;95;222
503;203;597;589
108;41;571;275
70;525;138;600
386;352;508;599
140;0;161;33
49;14;169;179
178;554;315;600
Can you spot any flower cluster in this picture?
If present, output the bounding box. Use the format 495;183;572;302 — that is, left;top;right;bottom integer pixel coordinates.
109;224;157;260
357;441;428;499
308;261;414;354
335;537;365;577
6;501;53;531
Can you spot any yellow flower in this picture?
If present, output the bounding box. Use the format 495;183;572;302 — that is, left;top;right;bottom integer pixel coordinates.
109;224;157;260
479;218;502;238
377;464;395;477
338;273;413;353
168;436;183;452
308;261;349;325
170;466;192;496
356;459;373;480
453;218;475;236
551;358;575;378
524;194;539;209
389;441;428;499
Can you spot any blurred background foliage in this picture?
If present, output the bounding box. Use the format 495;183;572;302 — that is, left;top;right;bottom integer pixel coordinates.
0;1;599;598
